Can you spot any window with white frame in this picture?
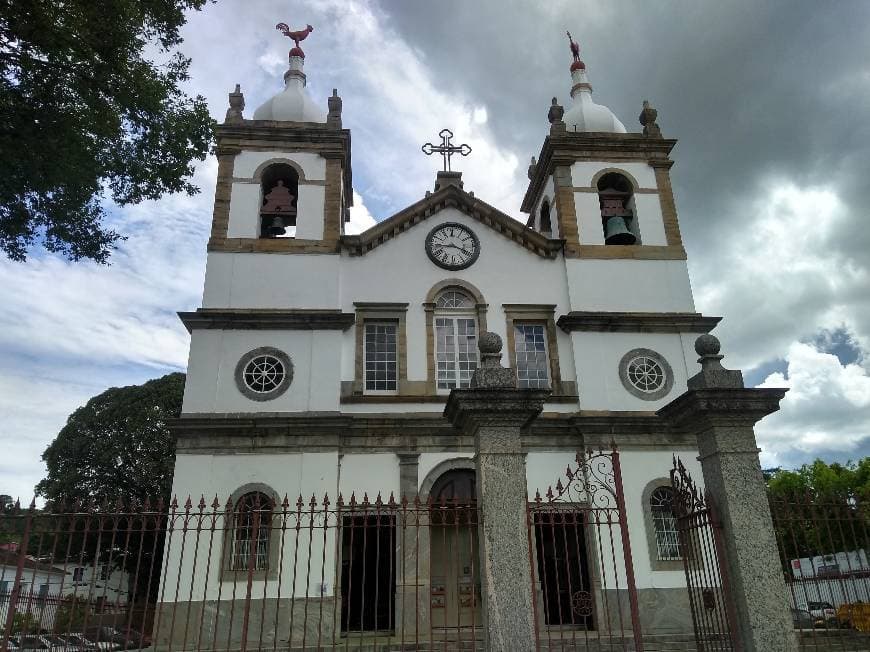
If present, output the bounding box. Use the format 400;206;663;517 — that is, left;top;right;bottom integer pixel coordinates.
434;290;478;391
364;322;398;392
650;487;682;560
514;323;550;389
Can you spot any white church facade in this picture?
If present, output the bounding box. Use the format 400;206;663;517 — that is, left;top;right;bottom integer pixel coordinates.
160;28;722;649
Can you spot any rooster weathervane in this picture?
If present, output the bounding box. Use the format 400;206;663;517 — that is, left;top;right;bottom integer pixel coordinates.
276;22;314;58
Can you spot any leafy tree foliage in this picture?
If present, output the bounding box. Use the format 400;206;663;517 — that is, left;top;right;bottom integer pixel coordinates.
0;1;214;262
36;372;184;504
767;459;870;562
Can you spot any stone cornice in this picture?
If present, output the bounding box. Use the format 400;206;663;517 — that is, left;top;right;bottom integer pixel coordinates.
557;311;721;334
170;409;693;452
521;132;678;213
657;387;788;431
444;388;551;433
340;184;564;259
178;309;355;333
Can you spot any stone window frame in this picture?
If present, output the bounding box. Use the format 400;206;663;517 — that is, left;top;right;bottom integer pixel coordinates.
424;280;488;394
503;304;563;395
641;478;684;572
618;347;674;401
221;483;282;583
353;303;408;395
234;346;294;402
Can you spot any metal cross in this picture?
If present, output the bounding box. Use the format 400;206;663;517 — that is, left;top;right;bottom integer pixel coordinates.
421;129;472;172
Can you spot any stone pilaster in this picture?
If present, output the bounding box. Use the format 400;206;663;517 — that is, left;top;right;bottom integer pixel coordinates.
444;332;549;652
658;335;798;652
395;452;427;637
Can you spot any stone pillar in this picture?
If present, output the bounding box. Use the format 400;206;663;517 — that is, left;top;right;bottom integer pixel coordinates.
395;452;428;636
658;335;798;652
444;332;549;652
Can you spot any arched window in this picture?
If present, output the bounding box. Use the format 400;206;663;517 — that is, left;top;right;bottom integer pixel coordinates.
650;486;681;561
260;163;299;239
434;289;478;391
539;199;552;235
231;492;274;570
597;172;637;245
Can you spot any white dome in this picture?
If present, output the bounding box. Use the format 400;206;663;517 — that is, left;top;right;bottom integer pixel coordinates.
253;56;326;123
561;67;626;134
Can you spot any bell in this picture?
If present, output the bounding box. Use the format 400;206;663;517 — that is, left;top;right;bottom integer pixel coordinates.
604;215;636;245
267;215;286;237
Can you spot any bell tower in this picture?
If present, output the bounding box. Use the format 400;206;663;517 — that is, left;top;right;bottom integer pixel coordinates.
206;23;352;256
522;33;690;315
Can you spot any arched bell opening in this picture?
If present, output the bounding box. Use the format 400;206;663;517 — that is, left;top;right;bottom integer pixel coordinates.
597;172;638;245
540;198;553;236
428;468;481;631
260;163;299;238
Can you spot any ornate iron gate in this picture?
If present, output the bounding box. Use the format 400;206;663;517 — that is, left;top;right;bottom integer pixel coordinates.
671;456;740;651
528;447;644;651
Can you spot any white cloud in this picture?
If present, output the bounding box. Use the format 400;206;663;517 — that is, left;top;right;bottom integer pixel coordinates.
345;191;378;235
756;341;870;467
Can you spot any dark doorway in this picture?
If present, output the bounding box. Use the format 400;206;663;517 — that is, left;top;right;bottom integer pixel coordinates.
340;514;396;633
534;510;594;627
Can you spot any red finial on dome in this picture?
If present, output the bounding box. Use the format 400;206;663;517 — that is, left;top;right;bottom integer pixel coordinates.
276;23;314;59
567;31;586;71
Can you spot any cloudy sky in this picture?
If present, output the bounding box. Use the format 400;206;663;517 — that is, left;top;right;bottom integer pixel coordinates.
2;0;870;499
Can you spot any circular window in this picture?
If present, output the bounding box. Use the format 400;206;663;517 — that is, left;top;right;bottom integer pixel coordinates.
234;347;293;401
618;348;673;401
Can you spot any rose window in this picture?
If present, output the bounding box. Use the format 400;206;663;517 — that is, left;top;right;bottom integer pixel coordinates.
626;355;665;393
243;355;286;393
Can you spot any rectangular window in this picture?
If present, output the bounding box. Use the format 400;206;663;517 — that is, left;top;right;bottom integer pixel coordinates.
340;514;396;632
436;317;478;390
514;323;550;389
364;322;398;392
72;567;85;582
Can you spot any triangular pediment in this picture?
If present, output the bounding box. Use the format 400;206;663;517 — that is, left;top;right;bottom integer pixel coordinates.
340;184;563;258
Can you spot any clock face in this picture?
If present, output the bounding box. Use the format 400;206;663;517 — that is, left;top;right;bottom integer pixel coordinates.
425;222;481;270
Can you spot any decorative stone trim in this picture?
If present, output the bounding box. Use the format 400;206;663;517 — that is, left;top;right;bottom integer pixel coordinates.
234;347;293;402
353;302;409;395
339;393;579;404
502;304;563;394
179;309;355;333
575;244;687;260
340;184;562;259
641;478;684;572
557;312;721;334
221;482;282;582
618;348;674;401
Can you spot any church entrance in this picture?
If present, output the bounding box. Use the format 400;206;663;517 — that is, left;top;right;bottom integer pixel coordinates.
428;468;482;634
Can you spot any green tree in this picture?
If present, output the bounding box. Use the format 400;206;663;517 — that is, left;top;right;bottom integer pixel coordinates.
767;458;870;564
36;372;185;504
0;0;214;263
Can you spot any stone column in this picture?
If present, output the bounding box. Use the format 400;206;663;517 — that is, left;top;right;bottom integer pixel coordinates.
444;333;549;652
658;335;798;652
395;452;428;637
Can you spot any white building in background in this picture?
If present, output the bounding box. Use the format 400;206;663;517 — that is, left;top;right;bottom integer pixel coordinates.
161;28;718;646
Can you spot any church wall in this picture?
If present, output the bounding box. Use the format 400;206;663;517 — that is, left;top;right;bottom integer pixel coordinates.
570;331;692;411
633;193;668;246
531;176;556;236
338;453;400;499
226;183;261;238
181;329;342;414
575;191;606;245
339;207;574;385
293;184;326;240
162;451;340;601
201;253;341;308
234;151;326;181
570;161;657;189
565;259;696;312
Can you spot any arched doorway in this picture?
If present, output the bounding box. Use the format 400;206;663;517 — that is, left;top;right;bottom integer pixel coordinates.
428;468;481;632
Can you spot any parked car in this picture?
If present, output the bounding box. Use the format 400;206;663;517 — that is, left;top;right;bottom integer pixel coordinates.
791;608;816;629
798;601;838;627
82;627;149;651
41;634;97;651
7;636;49;650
